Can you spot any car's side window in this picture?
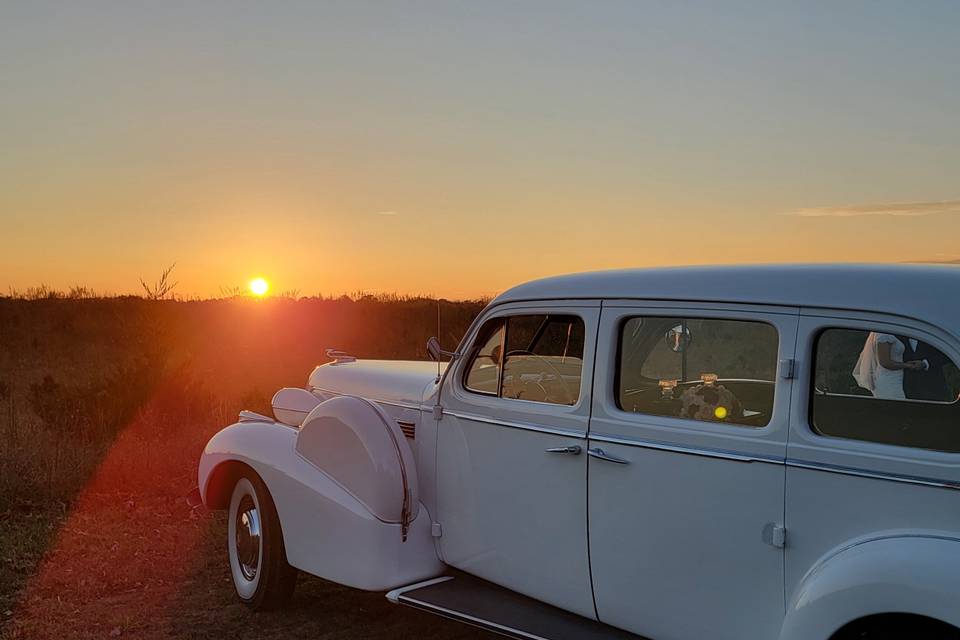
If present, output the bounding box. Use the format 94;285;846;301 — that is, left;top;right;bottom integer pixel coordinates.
617;316;779;428
462;313;585;406
464;318;505;395
812;328;960;452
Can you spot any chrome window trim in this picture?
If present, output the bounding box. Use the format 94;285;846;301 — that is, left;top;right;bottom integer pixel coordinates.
451;303;595;413
806;324;960;458
462;313;587;406
444;410;585;439
587;432;782;464
613;313;782;430
813;388;960;406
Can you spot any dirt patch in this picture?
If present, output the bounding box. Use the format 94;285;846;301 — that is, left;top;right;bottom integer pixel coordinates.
2;495;489;640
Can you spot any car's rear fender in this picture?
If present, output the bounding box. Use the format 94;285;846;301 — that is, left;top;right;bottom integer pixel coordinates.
779;534;960;640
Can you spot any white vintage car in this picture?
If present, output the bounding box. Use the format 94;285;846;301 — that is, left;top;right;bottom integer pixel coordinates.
196;265;960;640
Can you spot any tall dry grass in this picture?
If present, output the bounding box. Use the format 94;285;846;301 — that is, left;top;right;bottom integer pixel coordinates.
0;293;484;508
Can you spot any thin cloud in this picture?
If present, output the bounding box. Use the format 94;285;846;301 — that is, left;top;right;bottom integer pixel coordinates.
376;210;400;216
785;199;960;218
908;258;960;265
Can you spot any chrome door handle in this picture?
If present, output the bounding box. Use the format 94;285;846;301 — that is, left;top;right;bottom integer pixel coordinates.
587;447;630;464
545;445;582;455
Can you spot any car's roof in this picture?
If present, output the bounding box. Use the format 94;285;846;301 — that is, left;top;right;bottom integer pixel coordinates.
493;264;960;332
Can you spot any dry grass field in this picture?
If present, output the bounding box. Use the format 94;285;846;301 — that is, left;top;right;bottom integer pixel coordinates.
0;293;491;639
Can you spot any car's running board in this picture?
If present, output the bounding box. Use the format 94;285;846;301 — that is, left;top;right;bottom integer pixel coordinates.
386;574;645;640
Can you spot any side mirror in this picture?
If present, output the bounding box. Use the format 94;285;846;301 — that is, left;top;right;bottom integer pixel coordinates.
665;324;693;353
426;337;456;361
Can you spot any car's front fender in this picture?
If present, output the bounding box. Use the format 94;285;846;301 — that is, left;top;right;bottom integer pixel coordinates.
198;419;443;591
779;534;960;640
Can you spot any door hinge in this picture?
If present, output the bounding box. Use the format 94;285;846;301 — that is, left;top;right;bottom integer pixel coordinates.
431;522;443;538
763;523;786;548
432;405;444;420
779;358;795;380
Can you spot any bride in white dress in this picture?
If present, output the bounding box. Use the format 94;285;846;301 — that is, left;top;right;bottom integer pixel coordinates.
853;332;923;399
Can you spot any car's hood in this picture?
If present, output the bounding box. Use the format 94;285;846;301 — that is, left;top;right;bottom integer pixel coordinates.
308;359;446;406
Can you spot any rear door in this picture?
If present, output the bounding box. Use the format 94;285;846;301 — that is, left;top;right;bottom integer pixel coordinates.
785;313;960;613
588;302;799;640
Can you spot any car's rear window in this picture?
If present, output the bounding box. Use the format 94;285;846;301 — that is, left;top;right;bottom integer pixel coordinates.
812;328;960;452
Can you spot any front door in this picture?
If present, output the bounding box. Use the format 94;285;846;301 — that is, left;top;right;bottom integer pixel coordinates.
588;303;798;640
436;302;600;619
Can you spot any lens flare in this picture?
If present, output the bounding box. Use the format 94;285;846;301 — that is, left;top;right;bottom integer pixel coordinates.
249;277;269;296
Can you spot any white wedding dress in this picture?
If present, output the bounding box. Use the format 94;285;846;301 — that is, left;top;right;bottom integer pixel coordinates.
852;332;906;400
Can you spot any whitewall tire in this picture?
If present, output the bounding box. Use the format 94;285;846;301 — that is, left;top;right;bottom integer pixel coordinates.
227;472;297;610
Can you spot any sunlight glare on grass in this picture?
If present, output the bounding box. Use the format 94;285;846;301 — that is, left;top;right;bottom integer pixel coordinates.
249;277;269;297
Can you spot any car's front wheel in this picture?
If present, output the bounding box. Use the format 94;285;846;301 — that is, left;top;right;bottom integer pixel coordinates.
227;472;297;610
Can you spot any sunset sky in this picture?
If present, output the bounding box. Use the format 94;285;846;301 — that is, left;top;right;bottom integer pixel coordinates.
2;2;959;299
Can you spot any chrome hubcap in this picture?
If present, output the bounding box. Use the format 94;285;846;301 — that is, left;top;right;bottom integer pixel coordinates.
235;496;261;581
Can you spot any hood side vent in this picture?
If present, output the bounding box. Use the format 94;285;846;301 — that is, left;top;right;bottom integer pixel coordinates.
397;419;416;440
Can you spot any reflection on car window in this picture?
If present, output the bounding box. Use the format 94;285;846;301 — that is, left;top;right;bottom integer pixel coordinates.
464;319;504;395
463;314;585;406
812;328;960;452
501;315;584;405
618;317;779;428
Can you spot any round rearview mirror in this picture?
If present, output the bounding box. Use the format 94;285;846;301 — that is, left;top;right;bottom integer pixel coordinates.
665;324;692;353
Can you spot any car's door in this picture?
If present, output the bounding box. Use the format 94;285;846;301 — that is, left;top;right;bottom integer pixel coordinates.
588;302;799;640
436;301;600;619
784;313;960;623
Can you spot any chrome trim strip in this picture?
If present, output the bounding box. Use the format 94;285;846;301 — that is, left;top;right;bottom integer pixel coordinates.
444;410;585;439
786;458;960;490
386;576;453;603
588;433;782;464
395;592;550;640
238;410;275;423
585;434;960;489
309;386;424;411
813;388;959;407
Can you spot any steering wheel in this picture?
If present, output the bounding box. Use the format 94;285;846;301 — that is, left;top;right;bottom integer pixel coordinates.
502;350;576;405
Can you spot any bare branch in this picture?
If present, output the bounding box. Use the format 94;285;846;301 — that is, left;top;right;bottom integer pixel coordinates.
139;263;178;300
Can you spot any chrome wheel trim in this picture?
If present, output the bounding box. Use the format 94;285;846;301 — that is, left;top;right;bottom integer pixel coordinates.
235;496;261;581
228;478;263;600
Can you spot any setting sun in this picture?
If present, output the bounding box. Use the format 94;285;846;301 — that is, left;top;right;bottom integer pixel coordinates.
249;277;269;296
